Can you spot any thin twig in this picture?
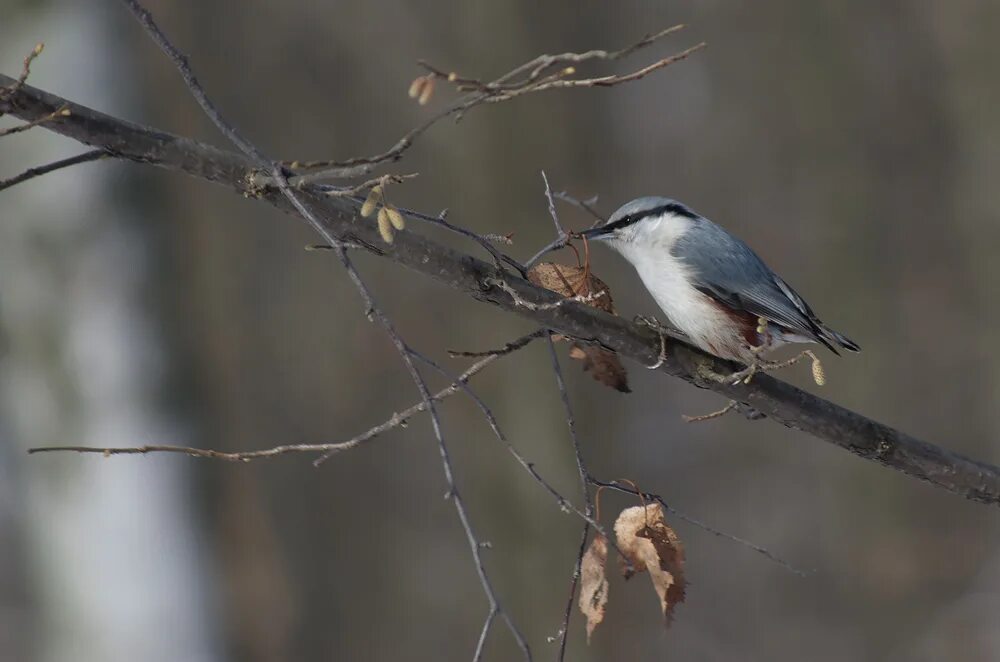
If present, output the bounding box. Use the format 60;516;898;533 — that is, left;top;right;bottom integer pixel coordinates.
319;172;417;197
553;191;605;224
541;171;567;236
682;400;738;423
120;0;270;164
486;278;606;311
448;330;546;357
286;26;701;182
411;347;617;549
0;149;108;192
30;332;542;463
524;173;577;270
0;42;44;109
0;104;69;138
546;335;600;658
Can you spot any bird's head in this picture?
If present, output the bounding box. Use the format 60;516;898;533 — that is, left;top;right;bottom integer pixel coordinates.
577;196;699;259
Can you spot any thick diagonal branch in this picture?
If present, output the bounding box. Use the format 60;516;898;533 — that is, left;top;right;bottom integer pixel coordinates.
4;75;1000;507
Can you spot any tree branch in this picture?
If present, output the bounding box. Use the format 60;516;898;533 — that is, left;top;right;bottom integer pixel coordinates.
5;76;1000;507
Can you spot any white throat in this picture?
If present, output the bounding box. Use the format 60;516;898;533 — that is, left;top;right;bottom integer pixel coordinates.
605;213;739;356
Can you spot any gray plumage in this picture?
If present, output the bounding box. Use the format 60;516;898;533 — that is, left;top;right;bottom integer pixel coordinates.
581;196;859;360
671;212;858;354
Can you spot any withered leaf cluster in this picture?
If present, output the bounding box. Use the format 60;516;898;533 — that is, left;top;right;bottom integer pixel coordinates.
527;262;629;392
579;503;686;642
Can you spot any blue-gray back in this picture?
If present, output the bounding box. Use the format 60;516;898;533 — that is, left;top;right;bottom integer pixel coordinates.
671;215;821;339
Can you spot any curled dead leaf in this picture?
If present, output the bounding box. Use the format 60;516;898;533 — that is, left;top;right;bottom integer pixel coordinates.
527;262;629;392
614;504;686;625
578;534;609;644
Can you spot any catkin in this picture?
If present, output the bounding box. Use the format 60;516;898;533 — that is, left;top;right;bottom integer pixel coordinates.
377;207;394;243
418;76;435;105
810;353;826;386
360;185;383;217
408;76;426;99
386;205;405;231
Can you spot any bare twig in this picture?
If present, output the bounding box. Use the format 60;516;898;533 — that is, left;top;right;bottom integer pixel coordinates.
546;334;599;659
553;191;605;224
287;26;701;183
0;149;108;192
448;330;546;357
683;400;739;423
398;205;524;274
0;42;44;109
411;347;618;552
0;104;69;138
487;277;606;311
319;172;417;197
525;172;578;270
479;42;707;102
31;335;543;465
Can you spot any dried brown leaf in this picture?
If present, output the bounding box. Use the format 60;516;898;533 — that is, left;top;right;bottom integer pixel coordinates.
527;263;629;392
576;346;630;393
614;504;686;625
578;534;609;643
526;263;615;314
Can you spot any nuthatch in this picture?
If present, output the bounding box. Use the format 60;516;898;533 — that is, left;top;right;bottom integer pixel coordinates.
579;196;859;363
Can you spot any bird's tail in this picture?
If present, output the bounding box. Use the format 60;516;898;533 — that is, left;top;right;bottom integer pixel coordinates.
817;323;860;354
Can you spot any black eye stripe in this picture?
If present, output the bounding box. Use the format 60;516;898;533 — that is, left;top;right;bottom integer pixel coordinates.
603;202;698;232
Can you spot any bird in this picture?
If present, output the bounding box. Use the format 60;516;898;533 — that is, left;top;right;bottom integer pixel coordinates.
578;196;859;365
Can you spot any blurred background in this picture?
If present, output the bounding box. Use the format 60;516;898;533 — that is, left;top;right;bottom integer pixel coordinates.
2;1;1000;660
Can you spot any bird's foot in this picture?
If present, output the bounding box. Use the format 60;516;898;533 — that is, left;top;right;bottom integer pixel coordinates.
634;314;669;369
728;348;826;386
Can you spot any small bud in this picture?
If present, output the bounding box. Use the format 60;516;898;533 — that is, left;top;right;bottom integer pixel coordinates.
377;207;395;243
562;66;576;76
59;108;71;116
408;76;426;99
289;160;301;170
385;205;405;231
360;185;383;217
447;72;457;82
418;76;435;105
33;43;44;56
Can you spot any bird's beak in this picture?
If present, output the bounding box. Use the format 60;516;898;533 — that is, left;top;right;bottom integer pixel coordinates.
576;225;613;241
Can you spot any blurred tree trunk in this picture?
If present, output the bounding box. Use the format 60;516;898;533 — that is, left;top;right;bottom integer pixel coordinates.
0;3;218;661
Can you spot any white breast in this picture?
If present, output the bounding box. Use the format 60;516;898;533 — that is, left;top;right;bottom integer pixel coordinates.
613;216;744;359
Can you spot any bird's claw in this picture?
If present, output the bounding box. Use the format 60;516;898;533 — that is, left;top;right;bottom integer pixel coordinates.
634;315;669;369
725;347;826;386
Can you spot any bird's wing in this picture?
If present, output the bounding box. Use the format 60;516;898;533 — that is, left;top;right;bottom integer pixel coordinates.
672;219;832;348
